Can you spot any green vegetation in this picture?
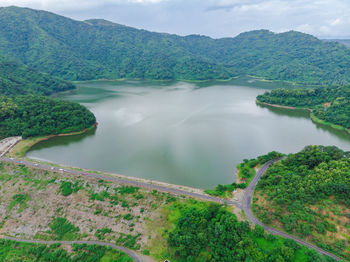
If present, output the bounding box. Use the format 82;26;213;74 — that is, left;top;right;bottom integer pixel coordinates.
257;85;350;131
167;200;335;261
48;217;80;240
95;228;112;240
254;145;350;260
0;239;132;261
115;233;141;250
1;7;350;84
205;151;284;197
0;56;74;95
0;95;96;139
90;190;110;201
237;151;284;185
60;181;82;196
0;160;344;261
8;193;30;212
204;182;246;197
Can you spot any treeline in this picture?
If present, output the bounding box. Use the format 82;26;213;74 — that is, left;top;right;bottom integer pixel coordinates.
168;201;336;261
0;95;96;139
257;85;350;129
254;145;350;260
0;56;74;95
1;7;350;84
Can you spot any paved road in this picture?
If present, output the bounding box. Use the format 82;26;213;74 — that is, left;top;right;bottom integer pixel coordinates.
0;157;236;207
242;159;342;261
1;236;141;262
0;156;342;261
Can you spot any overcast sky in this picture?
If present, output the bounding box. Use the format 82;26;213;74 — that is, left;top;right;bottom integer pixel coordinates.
1;0;350;39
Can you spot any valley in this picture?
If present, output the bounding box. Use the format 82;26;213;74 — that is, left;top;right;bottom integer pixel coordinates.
0;4;349;262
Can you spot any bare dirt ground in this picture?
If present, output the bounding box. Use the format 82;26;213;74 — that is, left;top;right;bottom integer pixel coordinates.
0;162;173;261
0;136;22;157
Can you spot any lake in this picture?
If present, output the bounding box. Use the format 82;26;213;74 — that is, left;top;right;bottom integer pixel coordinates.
27;80;350;189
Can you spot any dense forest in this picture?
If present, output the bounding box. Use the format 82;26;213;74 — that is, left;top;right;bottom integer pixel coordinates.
0;95;96;139
254;145;350;260
167;201;336;261
1;6;350;84
257;85;350;130
0;56;74;95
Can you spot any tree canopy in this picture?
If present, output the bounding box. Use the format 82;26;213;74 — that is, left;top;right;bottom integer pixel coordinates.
257;85;350;129
0;56;74;95
168;201;336;261
1;7;350;84
0;95;96;139
254;145;350;260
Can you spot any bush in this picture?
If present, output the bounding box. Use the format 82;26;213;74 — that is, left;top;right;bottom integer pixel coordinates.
49;217;79;240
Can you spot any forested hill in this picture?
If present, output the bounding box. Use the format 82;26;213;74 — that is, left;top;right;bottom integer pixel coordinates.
0;56;74;95
324;39;350;48
1;6;350;84
0;95;96;139
257;85;350;130
254;145;350;260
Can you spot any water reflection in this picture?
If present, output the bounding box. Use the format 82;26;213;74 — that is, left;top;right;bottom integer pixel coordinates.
258;103;350;142
28;81;350;188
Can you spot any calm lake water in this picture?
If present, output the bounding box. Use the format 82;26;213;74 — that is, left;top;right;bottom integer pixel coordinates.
27;80;350;188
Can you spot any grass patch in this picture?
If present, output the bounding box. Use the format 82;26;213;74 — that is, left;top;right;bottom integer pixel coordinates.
0;239;132;262
8;193;30;212
48;217;80;240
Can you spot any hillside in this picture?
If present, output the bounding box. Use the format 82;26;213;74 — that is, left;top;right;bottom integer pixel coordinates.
253;145;350;260
257;85;350;131
1;7;350;84
324;39;350;48
0;160;337;261
0;95;96;139
0;56;74;95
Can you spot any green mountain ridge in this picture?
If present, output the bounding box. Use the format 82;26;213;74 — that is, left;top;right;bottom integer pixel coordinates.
0;56;74;95
1;6;350;84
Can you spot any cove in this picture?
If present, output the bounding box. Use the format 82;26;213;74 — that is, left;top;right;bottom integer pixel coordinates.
27;80;350;189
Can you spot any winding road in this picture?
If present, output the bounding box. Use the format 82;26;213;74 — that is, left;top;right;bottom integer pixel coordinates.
241;159;342;261
0;156;343;261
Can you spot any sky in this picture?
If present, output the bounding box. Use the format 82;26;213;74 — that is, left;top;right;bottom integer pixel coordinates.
1;0;350;39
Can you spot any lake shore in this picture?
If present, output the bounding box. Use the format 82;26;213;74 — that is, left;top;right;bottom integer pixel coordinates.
6;123;98;159
3;128;207;196
257;100;350;135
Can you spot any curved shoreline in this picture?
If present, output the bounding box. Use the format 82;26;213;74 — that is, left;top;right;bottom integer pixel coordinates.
7;123;98;159
257;100;350;135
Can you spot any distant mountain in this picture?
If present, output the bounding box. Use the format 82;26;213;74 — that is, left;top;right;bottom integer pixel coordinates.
324;39;350;48
1;6;350;85
0;56;74;95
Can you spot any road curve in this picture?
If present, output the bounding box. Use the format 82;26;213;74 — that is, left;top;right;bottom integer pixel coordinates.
1;236;141;262
242;159;342;261
0;157;342;261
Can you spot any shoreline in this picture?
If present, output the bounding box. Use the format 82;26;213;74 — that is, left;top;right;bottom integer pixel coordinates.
257;100;350;135
73;75;325;87
6;123;98;158
256;100;312;111
73;76;239;84
4;128;206;195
